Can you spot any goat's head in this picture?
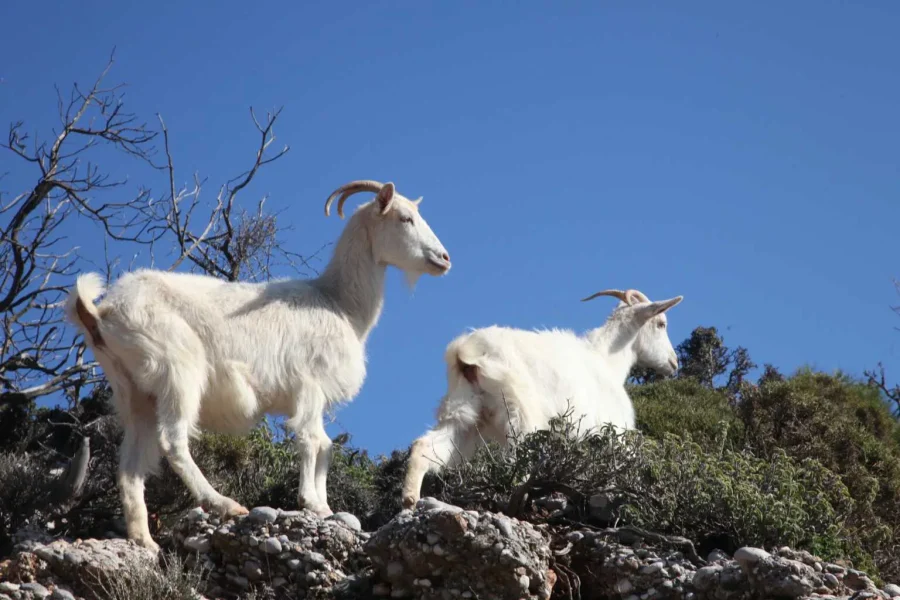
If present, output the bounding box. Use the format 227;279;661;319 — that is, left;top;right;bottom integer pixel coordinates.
582;288;683;376
325;180;451;280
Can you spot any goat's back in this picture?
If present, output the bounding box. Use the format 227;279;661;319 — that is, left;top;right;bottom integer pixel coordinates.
446;325;634;433
94;269;367;408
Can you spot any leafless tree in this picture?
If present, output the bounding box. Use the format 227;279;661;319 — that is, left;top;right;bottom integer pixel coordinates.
0;51;324;416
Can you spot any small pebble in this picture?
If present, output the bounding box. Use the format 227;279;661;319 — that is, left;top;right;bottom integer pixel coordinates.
263;537;282;554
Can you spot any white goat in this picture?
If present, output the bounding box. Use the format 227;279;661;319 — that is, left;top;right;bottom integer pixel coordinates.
66;180;451;551
401;288;683;508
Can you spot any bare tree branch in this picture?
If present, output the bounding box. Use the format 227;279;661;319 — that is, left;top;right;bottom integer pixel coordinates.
1;55;319;412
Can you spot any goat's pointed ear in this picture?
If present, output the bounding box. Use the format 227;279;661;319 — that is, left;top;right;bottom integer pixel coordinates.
633;296;683;324
376;182;396;215
412;196;423;206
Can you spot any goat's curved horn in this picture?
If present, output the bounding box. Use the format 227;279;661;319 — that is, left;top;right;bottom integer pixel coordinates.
324;180;386;219
626;289;650;304
581;289;651;305
581;289;629;303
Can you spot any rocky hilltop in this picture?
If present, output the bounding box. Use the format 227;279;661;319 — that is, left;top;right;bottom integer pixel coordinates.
2;498;898;600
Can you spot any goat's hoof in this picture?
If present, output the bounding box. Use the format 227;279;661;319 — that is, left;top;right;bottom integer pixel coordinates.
226;504;250;517
300;500;333;518
401;494;418;510
135;537;160;554
210;497;249;519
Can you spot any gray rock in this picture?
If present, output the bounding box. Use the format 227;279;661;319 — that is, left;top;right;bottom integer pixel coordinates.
186;507;206;522
243;559;262;580
21;583;51;599
417;496;464;514
615;578;634;594
248;506;279;524
885;583;900;598
0;584;19;594
367;505;553;600
183;535;211;553
50;590;76;600
328;511;362;532
707;548;729;563
692;565;723;591
262;537;282;554
493;515;514;538
734;546;771;568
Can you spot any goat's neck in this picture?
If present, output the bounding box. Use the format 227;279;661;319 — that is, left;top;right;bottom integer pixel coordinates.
317;216;385;341
586;319;640;385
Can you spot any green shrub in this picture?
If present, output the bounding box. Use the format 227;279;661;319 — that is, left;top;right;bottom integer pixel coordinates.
740;369;900;580
631;378;745;449
424;413;862;565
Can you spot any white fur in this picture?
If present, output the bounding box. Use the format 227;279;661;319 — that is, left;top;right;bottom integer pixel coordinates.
401;290;683;508
66;182;450;550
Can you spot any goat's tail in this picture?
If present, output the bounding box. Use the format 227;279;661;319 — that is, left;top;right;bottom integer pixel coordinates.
66;272;106;347
444;330;538;436
445;331;512;396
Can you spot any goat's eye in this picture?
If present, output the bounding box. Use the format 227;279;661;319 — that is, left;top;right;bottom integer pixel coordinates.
399;216;414;224
657;321;666;329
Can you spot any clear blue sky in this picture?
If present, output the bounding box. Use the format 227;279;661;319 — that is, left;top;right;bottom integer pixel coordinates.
2;1;898;457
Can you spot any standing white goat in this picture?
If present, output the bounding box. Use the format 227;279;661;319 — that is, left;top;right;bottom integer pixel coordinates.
401;288;683;508
66;180;451;551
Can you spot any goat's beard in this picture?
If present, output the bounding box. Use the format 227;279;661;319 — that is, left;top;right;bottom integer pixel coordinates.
404;269;424;291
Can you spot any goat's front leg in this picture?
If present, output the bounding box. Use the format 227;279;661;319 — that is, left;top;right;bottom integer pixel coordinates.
288;391;333;517
157;412;248;520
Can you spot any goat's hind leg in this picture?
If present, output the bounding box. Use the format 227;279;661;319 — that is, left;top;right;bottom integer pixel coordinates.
401;418;481;509
313;420;333;513
118;409;162;552
154;374;248;520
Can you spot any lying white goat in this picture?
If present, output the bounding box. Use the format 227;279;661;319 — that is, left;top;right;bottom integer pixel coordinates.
401;288;683;508
67;180;451;550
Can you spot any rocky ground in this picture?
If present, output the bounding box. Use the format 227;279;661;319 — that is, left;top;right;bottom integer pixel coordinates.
1;498;898;600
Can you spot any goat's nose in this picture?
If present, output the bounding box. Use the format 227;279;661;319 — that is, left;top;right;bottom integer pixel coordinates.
668;357;679;371
440;252;450;262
